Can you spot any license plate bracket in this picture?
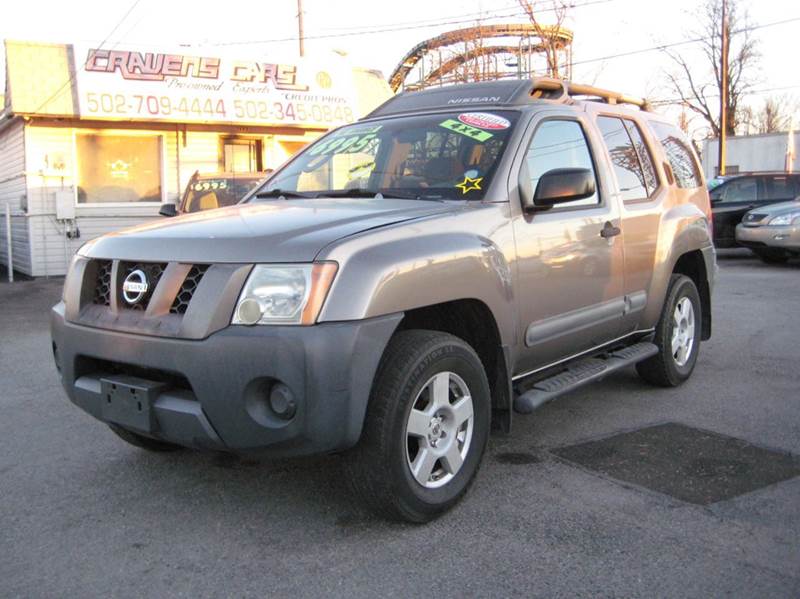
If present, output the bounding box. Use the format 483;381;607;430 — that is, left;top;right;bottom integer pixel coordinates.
100;376;166;433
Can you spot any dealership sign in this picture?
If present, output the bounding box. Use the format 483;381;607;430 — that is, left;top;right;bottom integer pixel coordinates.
73;45;358;127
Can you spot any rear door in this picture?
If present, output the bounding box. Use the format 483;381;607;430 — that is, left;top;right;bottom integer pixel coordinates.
710;176;761;246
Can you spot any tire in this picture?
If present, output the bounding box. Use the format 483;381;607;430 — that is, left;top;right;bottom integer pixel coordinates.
753;248;790;264
636;274;702;387
107;423;183;452
344;330;491;523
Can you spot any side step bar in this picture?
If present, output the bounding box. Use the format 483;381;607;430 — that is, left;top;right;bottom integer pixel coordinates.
513;342;658;414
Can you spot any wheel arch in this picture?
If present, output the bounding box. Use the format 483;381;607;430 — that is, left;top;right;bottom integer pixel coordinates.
396;298;513;433
671;250;712;340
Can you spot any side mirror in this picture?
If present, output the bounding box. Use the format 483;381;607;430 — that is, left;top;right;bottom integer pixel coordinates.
159;203;178;217
532;168;596;208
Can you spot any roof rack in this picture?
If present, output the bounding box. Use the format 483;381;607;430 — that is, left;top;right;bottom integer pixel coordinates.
530;78;652;111
366;77;652;118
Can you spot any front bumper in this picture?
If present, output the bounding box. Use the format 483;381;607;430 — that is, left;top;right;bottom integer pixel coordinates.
51;303;401;456
736;223;800;251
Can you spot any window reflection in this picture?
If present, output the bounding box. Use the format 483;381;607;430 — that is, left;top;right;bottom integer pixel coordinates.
76;134;162;203
597;116;647;202
650;122;702;189
525;120;599;207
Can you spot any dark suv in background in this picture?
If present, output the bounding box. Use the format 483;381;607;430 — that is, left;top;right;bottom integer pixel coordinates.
710;173;800;247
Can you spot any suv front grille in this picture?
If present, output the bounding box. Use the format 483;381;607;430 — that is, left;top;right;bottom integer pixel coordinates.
93;260;112;306
86;259;212;317
170;265;210;314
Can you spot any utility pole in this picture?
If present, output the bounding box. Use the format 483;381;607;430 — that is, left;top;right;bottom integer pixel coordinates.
297;0;305;57
718;0;729;176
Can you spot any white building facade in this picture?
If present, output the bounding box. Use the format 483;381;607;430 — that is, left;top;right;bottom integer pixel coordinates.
0;41;390;277
701;131;799;179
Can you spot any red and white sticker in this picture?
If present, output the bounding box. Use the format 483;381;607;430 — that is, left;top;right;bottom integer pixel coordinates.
457;112;510;130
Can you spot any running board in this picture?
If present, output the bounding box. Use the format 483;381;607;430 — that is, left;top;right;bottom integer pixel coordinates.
513;342;658;414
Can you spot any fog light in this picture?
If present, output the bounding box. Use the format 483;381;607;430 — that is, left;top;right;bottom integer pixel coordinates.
236;298;264;325
773;234;788;241
269;383;296;420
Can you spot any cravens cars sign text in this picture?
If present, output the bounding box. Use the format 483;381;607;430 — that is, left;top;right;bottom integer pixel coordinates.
76;46;357;127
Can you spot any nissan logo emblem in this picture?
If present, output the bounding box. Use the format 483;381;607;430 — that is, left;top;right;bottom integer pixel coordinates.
122;269;149;305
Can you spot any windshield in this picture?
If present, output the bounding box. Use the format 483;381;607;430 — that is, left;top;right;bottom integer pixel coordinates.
181;175;265;213
255;110;519;201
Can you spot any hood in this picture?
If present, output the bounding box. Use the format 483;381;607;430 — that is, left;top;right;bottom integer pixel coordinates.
750;198;800;217
82;199;454;263
743;198;800;225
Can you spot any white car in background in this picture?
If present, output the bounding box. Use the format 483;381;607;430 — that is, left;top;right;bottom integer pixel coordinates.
736;199;800;263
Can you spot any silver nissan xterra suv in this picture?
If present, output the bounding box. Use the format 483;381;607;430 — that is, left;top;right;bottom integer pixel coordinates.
51;78;715;522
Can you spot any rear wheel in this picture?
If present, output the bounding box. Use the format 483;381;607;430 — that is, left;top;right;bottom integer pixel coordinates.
753;248;790;264
637;274;702;387
344;330;491;523
108;424;183;452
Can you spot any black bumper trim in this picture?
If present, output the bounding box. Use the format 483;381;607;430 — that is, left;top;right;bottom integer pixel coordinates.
52;303;402;456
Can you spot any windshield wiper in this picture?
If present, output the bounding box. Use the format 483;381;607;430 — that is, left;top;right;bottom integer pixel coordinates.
255;189;314;199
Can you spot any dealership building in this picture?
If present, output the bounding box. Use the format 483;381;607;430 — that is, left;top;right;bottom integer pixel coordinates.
0;40;390;277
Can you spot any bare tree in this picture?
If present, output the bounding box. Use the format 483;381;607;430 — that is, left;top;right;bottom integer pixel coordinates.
517;0;571;78
748;96;798;134
663;0;759;138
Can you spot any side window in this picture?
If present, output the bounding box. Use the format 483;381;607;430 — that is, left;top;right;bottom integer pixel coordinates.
596;116;648;201
622;120;659;195
764;176;796;201
650;122;703;189
525;119;599;207
718;177;757;203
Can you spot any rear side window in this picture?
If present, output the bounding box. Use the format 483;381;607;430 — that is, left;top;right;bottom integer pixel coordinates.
524;119;599;207
623;120;659;195
650;122;703;189
764;176;799;201
596;116;657;201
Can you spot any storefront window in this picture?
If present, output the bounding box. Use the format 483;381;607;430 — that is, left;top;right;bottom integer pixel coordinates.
76;134;162;203
221;137;263;173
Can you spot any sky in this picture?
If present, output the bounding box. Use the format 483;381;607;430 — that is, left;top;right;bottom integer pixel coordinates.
2;0;798;136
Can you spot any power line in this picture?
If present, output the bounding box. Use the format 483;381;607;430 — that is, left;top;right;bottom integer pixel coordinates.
652;85;800;106
569;15;800;69
30;0;143;115
209;0;613;46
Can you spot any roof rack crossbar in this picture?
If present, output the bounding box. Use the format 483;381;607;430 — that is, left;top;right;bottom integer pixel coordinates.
530;78;652;112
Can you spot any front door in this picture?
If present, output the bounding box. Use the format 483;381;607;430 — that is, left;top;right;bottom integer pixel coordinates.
512;116;625;373
710;176;760;246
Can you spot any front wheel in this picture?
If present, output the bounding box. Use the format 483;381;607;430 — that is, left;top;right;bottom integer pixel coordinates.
636;274;702;387
344;330;491;523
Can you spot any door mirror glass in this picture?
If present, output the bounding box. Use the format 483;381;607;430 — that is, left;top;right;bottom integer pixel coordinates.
533;168;597;208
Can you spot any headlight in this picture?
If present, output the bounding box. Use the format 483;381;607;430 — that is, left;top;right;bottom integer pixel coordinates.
232;263;338;326
768;211;800;226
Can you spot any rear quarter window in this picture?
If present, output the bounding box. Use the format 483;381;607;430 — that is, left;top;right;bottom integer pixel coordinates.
649;122;703;189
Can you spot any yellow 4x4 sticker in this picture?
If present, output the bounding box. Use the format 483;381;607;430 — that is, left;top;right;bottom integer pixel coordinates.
439;119;493;142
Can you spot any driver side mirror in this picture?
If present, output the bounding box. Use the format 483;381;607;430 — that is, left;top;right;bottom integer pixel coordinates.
519;166;596;211
159;203;178;217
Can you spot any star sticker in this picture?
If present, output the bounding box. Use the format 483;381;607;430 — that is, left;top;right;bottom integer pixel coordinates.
455;175;483;194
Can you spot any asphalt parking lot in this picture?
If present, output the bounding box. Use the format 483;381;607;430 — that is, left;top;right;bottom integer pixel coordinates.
1;250;799;598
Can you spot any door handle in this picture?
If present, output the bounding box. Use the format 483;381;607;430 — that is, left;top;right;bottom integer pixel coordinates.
600;221;621;239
